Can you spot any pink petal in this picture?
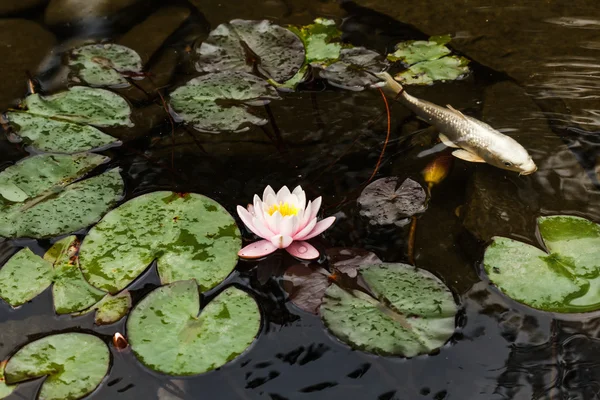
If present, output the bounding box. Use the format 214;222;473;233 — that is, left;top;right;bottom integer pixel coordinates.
292;186;306;210
270;234;293;249
238;240;278;259
298;201;313;230
262;186;276;202
293;217;317;240
285;241;319;260
279;215;296;237
265;211;282;233
308;197;322;221
298;217;336;240
251;216;275;238
237;206;265;239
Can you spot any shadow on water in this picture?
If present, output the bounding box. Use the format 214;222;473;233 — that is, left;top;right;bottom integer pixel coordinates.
0;0;600;399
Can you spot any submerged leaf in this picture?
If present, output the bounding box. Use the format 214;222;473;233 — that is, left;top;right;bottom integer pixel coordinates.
395;56;470;86
320;47;389;91
69;43;143;87
127;280;260;375
0;248;53;307
170;71;280;133
196;19;305;83
6;111;120;154
4;333;110;400
358;177;427;226
25;86;133;127
79;191;241;293
484;215;600;313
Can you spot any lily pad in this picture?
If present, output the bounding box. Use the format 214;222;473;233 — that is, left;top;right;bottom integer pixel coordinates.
357;177;427;227
4;333;110;400
69;43;143;87
0;154;124;238
127;280;260;375
387;35;452;65
25;86;133;127
0;248;53;307
169;71;280;133
484;215;600;313
320;47;389;91
321;263;457;357
5;111;120;154
196;19;305;83
89;291;132;325
395;56;470;86
0;361;15;399
79;191;241;293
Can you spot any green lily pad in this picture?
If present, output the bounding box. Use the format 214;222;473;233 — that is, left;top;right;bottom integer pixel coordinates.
169;71;280;133
320;47;389;91
79;191;241;293
196;19;305;83
395;56;470;86
90;291;131;325
484;215;600;313
4;333;110;400
25;86;133;127
387;35;452;64
127;280;260;375
0;248;53;307
0;361;15;399
320;263;457;357
69;43;143;87
6;111;120;154
0;154;124;238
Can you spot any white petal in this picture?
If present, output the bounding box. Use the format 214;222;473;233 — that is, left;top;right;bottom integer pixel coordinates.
292;186;306;210
253;195;267;224
276;186;291;204
279;215;296;237
270;234;293;249
262;185;276;202
298;201;313;231
265;193;277;208
309;196;322;220
237;206;266;239
293;217;317;240
299;217;336;240
292;209;305;235
266;210;282;234
252;216;275;238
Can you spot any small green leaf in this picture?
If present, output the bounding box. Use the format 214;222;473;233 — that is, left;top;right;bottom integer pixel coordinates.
289;18;342;66
0;361;16;399
92;291;132;324
25;86;133;127
0;248;52;307
6;111;120;154
69;43;142;87
387;36;452;65
4;333;110;400
79;191;241;293
320;47;389;91
127;280;260;375
394;56;470;86
321;263;457;357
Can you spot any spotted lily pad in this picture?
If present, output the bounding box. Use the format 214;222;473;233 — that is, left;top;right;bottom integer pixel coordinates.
25;86;133;127
321;263;457;357
169;71;280;133
127;280;260;375
0;154;124;238
320;47;389;91
387;35;452;64
484;215;600;313
3;333;110;400
79;191;241;293
0;248;53;307
357;177;427;227
69;43;143;87
0;361;15;399
5;111;120;154
196;19;305;83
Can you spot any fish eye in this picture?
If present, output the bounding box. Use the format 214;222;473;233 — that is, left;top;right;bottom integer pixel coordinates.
504;162;512;167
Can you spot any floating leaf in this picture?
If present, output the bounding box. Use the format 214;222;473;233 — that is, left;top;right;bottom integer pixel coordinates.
169;71;280;133
79;191;241;293
358;177;427;227
5;111;120;154
0;248;53;307
25;86;133;127
196;19;305;83
0;361;15;399
127;280;260;375
320;47;389;91
484;215;600;313
4;333;110;400
395;56;470;86
69;43;143;87
90;291;131;324
387;35;452;64
321;263;457;357
0;154;124;238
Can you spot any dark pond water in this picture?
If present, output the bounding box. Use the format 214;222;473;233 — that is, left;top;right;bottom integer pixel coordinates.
1;0;600;399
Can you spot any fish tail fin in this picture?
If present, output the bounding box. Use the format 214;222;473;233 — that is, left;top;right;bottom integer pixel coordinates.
376;72;404;96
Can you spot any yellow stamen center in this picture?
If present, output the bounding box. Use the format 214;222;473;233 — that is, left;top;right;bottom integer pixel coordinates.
267;202;299;217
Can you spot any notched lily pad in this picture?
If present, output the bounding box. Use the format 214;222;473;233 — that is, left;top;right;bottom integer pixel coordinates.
320;47;389;91
169;71;280;133
321;263;457;357
25;86;133;127
5;111;120;154
69;43;143;87
0;248;53;307
196;19;305;83
484;215;600;313
4;333;110;400
79;191;241;293
358;177;427;227
127;280;261;375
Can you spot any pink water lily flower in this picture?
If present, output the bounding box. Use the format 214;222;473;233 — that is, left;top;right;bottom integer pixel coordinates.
237;185;336;260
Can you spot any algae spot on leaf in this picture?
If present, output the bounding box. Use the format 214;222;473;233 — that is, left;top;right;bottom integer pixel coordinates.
319;47;389;91
484;215;600;313
358;177;427;227
69;43;143;87
169;71;280;133
79;191;241;293
127;280;260;375
196;19;305;83
3;333;110;400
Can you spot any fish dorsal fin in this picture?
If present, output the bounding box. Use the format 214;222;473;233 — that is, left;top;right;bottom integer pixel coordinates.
439;133;460;148
446;104;468;121
452;149;486;163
